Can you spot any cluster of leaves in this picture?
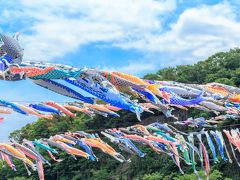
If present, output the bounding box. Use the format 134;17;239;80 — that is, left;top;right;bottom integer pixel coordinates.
144;48;240;86
1;49;240;179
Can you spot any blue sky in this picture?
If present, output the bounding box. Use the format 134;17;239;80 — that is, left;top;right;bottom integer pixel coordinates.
1;0;240;140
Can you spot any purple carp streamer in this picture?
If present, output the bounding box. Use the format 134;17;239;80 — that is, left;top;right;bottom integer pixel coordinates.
0;123;239;180
1;61;240;121
0;32;240;120
1;32;240;179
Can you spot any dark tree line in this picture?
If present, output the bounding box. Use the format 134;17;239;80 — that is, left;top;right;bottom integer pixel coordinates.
1;49;240;179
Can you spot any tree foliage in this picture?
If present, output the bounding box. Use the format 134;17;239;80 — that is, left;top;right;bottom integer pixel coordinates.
1;49;240;179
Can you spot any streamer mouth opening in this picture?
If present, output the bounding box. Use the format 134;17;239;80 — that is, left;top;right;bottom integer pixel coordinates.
138;152;145;158
112;153;126;163
89;155;95;161
110;112;120;117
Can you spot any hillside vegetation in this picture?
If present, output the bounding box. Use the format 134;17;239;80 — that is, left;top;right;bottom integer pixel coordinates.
1;49;240;179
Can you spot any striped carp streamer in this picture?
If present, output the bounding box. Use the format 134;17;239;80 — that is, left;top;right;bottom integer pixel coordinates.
1;32;240;180
0;122;239;180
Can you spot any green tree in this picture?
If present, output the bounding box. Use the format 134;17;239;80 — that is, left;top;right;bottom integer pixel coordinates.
2;49;240;179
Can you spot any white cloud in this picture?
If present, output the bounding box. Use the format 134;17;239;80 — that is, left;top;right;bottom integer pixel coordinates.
0;0;176;61
1;1;240;72
2;1;240;140
102;61;156;75
116;2;240;64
